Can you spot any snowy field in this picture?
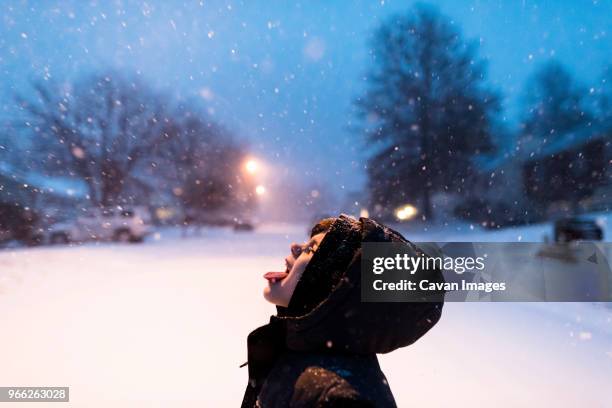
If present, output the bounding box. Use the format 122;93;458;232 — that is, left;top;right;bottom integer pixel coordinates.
1;220;611;407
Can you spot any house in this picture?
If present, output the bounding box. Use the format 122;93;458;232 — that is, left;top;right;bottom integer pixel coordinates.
0;162;87;224
522;126;611;217
464;122;611;226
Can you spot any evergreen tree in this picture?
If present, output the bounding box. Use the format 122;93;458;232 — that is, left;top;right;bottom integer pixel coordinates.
521;60;592;145
594;64;612;129
355;4;500;220
520;60;599;214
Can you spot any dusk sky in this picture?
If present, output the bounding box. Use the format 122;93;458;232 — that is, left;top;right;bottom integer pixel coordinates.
1;0;610;200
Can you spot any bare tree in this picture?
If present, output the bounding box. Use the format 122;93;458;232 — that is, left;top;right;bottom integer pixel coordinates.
160;105;257;223
16;72;173;207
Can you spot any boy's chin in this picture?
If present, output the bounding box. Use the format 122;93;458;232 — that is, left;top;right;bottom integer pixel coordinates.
263;287;289;307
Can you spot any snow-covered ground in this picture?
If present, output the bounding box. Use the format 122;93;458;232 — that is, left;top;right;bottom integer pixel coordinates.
1;220;611;407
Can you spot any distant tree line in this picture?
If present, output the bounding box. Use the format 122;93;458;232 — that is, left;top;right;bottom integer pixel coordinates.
356;3;612;225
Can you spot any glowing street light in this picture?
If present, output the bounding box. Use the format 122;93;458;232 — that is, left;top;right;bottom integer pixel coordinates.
255;185;266;196
395;204;418;221
244;159;259;174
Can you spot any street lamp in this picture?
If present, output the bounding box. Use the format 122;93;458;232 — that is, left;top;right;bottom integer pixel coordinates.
245;159;258;174
255;185;266;196
395;204;418;221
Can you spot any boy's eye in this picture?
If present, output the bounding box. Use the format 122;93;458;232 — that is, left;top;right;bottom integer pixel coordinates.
304;244;317;254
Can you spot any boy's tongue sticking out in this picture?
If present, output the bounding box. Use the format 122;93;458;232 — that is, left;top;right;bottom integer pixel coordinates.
263;271;288;283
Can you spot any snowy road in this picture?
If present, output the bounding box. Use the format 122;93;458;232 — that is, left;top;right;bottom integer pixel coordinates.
1;223;611;407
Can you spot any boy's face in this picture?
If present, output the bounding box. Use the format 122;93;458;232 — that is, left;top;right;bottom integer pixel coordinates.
263;232;327;307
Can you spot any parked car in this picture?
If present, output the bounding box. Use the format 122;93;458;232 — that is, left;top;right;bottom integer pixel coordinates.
183;210;255;232
233;219;255;232
554;217;604;242
47;207;151;244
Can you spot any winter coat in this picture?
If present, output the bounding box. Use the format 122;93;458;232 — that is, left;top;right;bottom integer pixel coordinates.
241;215;444;408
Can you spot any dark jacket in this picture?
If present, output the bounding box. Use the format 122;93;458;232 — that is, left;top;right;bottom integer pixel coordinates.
241;215;444;408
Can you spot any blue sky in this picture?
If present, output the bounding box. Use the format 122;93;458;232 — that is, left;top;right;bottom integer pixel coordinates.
1;0;610;198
